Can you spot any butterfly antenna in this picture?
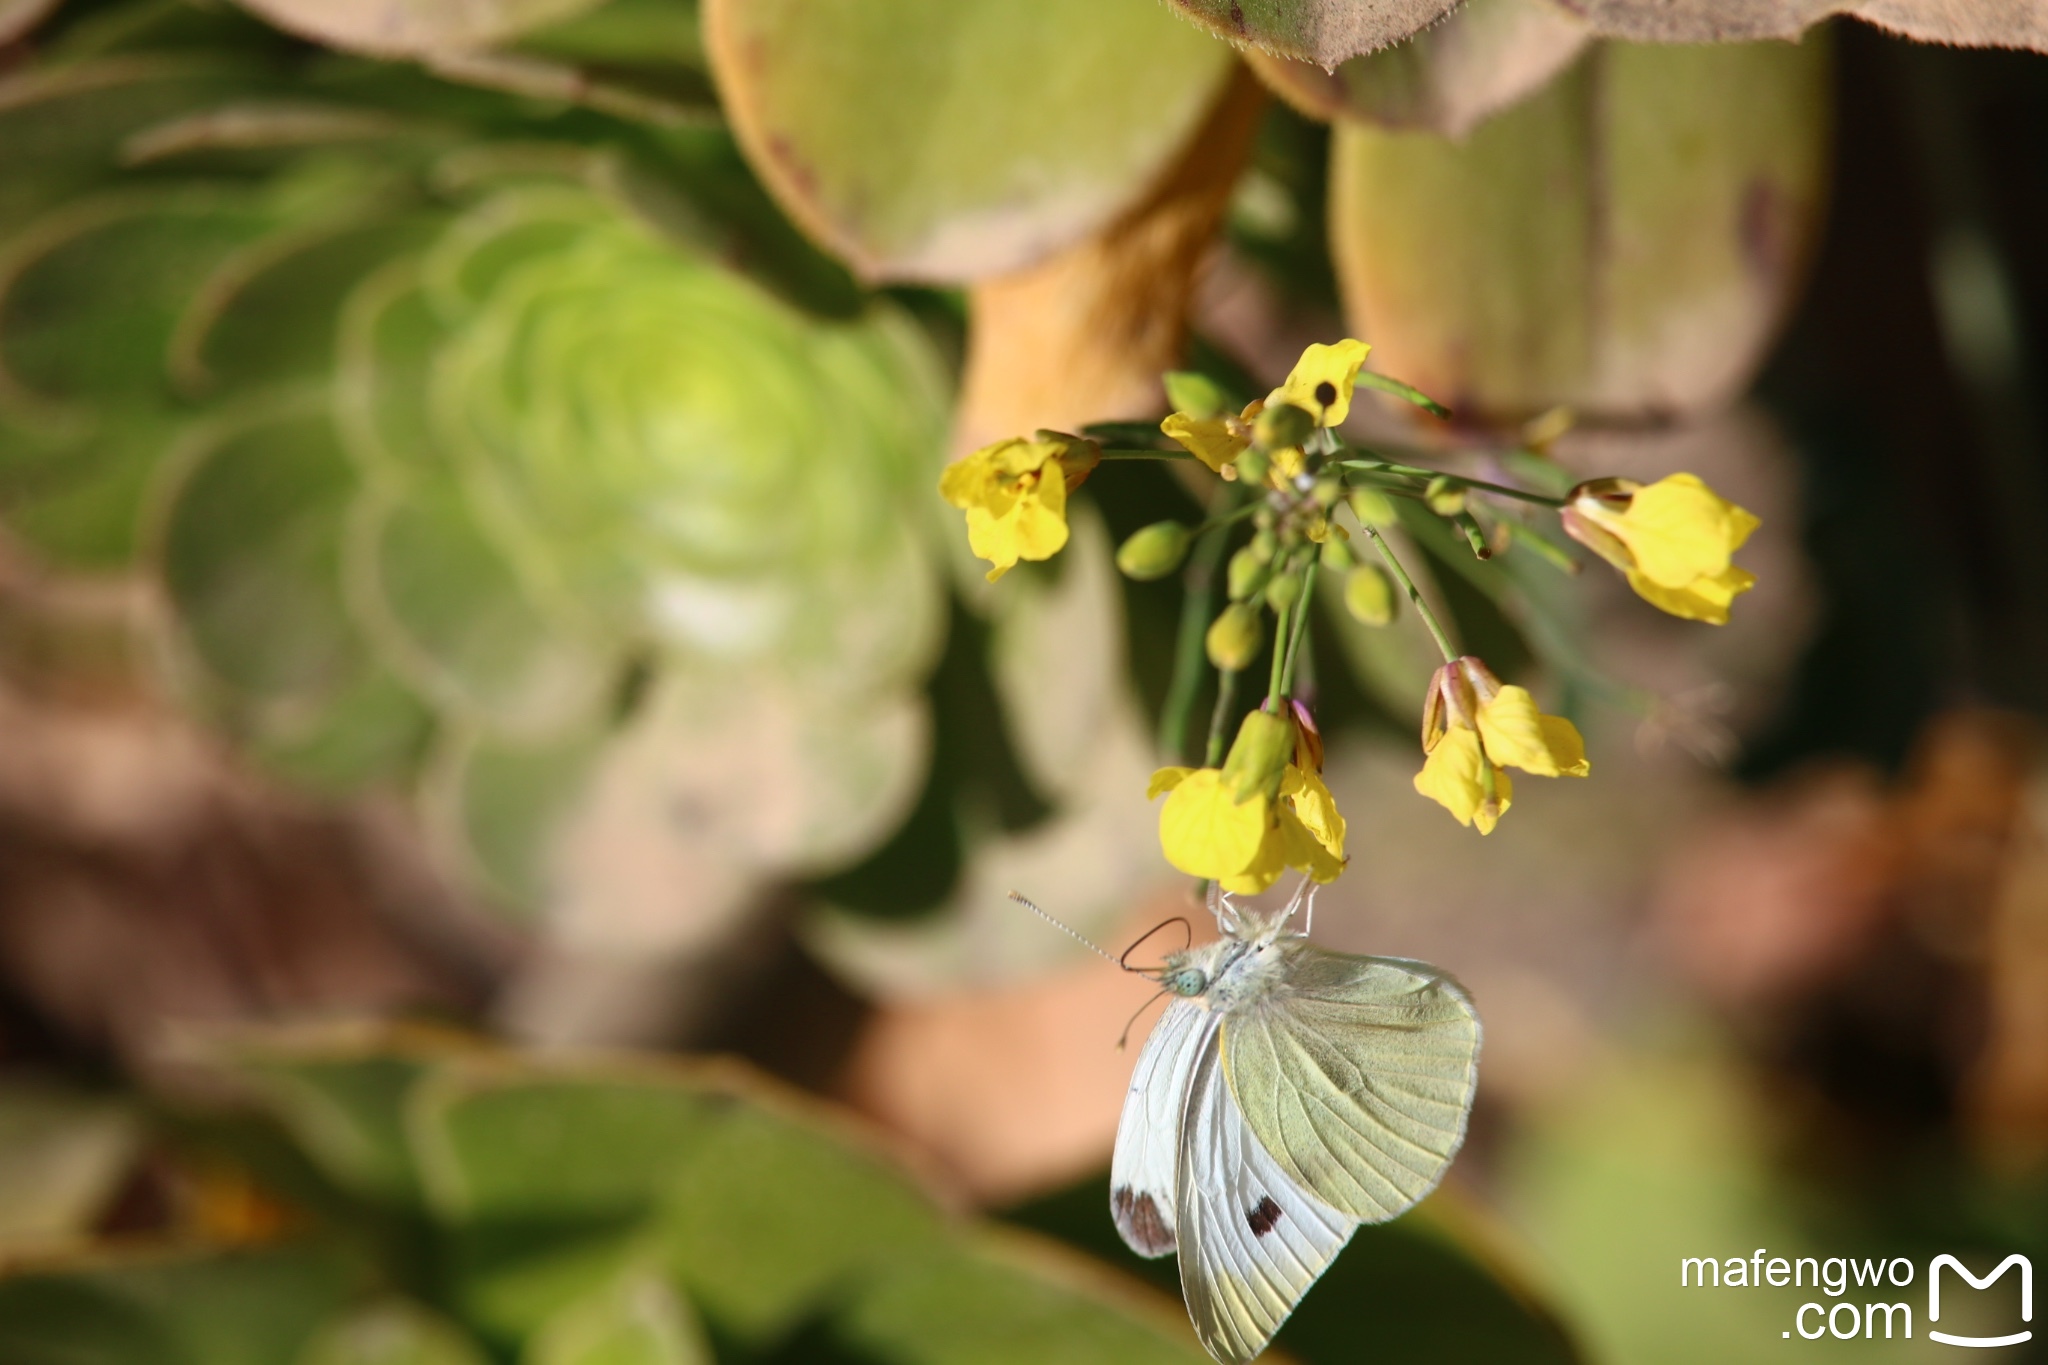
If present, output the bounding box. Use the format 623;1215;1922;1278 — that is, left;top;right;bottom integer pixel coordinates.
1008;892;1120;966
1116;986;1171;1052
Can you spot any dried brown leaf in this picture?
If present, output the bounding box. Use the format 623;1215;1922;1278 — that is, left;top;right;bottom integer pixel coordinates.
1248;0;1589;137
1166;0;1462;68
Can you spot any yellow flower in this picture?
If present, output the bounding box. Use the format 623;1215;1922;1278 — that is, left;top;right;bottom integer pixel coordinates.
1561;474;1760;624
1414;657;1587;834
1158;339;1372;478
1267;338;1370;429
938;436;1095;582
1161;401;1259;475
1150;763;1346;893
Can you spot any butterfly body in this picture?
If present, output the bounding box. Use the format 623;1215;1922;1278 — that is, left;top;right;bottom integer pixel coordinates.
1111;890;1481;1363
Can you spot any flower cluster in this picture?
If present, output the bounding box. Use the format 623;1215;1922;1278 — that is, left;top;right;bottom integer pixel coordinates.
938;338;1761;880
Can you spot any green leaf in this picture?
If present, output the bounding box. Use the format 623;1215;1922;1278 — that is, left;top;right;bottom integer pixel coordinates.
153;391;368;705
1329;38;1831;424
420;725;607;915
301;1298;491;1365
0;189;279;413
0;1244;364;1365
208;1023;481;1207
409;1063;732;1225
705;0;1235;281
249;664;436;793
523;1273;711;1365
837;1231;1209;1365
0;403;181;569
652;1099;947;1343
0;1080;139;1251
350;481;615;739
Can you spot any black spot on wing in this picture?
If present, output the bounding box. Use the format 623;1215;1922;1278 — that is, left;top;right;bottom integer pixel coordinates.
1314;381;1337;407
1247;1194;1283;1237
1113;1184;1175;1256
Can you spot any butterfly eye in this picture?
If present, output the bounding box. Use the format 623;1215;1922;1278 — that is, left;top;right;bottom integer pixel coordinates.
1169;968;1208;996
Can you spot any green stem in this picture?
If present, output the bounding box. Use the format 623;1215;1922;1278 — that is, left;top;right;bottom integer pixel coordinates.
1361;523;1458;663
1356;371;1451;419
1158;509;1237;762
1205;668;1238;767
1277;559;1317;699
1266;597;1291;709
1341;458;1564;508
1191;499;1261;538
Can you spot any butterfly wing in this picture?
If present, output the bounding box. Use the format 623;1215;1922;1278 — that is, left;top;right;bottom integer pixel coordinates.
1222;946;1480;1223
1176;1022;1356;1364
1111;998;1216;1257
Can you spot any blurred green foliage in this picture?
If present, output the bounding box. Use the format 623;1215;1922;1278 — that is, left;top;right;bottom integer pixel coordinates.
0;1028;1223;1365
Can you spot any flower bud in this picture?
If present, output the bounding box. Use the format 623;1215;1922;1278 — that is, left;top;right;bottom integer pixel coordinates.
1265;571;1301;613
1344;565;1396;626
1320;536;1356;571
1249;529;1277;563
1235;448;1270;485
1227;546;1270;601
1164;370;1227;421
1222;707;1293;803
1206;603;1263;671
1252;402;1314;453
1424;476;1467;516
1349;487;1397;526
1312;476;1343;508
1115;521;1192;580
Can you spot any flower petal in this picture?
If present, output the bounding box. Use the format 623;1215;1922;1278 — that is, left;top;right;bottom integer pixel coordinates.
1147;766;1193;799
1613;473;1757;590
1414;728;1512;833
1280;764;1346;860
1623;563;1756;625
1161;412;1247;474
1269;339;1370;428
1476;685;1588;778
1157;768;1268;879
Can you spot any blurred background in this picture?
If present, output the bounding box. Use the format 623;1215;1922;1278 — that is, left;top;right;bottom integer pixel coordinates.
0;1;2044;1362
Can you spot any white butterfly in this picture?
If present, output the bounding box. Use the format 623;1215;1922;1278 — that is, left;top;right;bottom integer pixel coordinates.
1101;883;1482;1363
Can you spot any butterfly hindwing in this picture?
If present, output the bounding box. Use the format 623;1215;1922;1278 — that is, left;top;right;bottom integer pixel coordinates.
1110;998;1216;1258
1176;1022;1356;1364
1220;945;1481;1223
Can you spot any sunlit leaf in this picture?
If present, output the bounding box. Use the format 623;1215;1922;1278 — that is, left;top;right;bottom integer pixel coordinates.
224;0;609;58
704;0;1235;281
524;1272;711;1365
1330;38;1831;424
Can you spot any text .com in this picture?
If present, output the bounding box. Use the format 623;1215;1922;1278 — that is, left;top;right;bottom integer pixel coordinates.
1679;1251;2033;1346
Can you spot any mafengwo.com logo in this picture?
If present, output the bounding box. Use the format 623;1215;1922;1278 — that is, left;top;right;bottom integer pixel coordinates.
1680;1250;2032;1346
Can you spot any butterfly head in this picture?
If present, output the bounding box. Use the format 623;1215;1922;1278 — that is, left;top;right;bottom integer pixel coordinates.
1158;956;1210;997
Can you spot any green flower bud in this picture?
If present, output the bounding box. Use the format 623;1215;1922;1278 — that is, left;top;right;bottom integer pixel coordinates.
1252;402;1314;453
1312;476;1343;509
1349;487;1398;526
1115;521;1192;580
1344;564;1397;626
1320;536;1356;571
1206;603;1263;671
1164;370;1227;421
1265;571;1302;613
1222;707;1293;803
1425;476;1468;516
1227;546;1270;601
1250;529;1278;563
1234;448;1271;485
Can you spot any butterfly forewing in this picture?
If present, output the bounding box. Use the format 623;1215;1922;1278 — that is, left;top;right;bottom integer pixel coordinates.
1220;947;1481;1223
1176;1022;1356;1364
1111;998;1216;1258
